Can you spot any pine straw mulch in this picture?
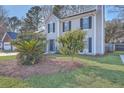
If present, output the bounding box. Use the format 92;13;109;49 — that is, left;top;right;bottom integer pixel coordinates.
0;59;83;79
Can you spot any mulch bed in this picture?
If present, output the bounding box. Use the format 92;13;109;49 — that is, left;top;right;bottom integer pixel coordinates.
0;59;83;79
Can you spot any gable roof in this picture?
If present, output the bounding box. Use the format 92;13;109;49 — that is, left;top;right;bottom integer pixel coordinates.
45;13;59;24
6;32;17;40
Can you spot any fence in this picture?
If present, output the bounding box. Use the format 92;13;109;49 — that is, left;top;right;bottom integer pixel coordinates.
105;43;124;52
115;43;124;51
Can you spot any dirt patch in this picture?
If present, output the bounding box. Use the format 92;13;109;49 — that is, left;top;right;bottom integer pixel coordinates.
0;59;83;79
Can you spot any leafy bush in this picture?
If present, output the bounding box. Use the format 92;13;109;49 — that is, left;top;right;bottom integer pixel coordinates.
58;29;85;60
14;32;46;65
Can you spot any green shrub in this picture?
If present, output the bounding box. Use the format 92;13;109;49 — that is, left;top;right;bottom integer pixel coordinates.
58;29;85;60
14;32;46;65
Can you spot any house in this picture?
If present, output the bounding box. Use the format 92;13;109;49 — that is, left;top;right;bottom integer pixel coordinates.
2;32;17;51
45;5;105;55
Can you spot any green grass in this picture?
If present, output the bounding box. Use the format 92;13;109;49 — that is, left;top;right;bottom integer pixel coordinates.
0;76;29;88
25;52;124;88
25;66;124;88
0;56;16;61
0;51;124;87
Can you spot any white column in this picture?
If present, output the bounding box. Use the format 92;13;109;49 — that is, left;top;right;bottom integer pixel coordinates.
101;6;105;54
56;19;60;51
93;15;96;55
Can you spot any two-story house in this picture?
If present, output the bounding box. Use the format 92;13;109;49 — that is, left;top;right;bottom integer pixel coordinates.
45;5;105;55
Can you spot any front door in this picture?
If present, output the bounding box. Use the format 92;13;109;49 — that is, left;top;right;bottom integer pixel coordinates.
49;39;55;51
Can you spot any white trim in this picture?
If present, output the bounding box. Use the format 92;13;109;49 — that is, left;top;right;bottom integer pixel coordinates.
2;32;7;42
101;6;105;54
93;15;96;55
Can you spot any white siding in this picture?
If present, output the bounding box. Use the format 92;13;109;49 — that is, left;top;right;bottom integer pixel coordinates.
60;12;96;55
45;5;105;55
45;15;60;53
3;42;11;50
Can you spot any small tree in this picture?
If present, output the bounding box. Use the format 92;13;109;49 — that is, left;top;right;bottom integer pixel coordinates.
58;29;85;61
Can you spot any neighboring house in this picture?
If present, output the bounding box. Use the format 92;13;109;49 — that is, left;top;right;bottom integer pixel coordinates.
2;32;17;51
45;5;105;55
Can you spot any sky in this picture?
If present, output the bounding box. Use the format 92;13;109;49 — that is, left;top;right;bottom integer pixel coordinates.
4;5;33;19
3;5;119;21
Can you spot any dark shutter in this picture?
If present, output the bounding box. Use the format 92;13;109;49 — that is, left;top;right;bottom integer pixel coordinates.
89;16;92;29
80;18;83;29
88;37;92;53
48;24;50;33
69;21;71;31
53;23;55;32
63;22;65;32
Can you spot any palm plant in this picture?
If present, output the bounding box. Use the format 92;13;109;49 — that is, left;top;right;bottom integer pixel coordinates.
14;32;46;65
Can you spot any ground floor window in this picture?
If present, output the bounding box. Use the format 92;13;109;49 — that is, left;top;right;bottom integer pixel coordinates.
88;37;92;53
49;39;55;51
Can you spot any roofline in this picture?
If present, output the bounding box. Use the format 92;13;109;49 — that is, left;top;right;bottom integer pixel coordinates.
45;13;59;24
2;32;8;41
60;9;96;19
2;32;17;41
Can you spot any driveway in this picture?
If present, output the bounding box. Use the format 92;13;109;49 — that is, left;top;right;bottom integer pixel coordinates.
0;52;18;56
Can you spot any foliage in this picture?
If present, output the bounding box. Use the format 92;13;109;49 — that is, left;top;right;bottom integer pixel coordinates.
105;19;124;43
7;16;21;32
58;29;85;60
14;32;46;65
22;6;42;32
53;5;64;17
0;6;8;39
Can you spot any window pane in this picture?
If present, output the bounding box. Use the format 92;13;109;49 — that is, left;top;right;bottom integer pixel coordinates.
50;23;53;32
82;17;89;29
64;22;69;31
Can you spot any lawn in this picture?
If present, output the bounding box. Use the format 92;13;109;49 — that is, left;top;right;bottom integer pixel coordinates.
0;76;28;88
0;56;16;61
0;51;124;87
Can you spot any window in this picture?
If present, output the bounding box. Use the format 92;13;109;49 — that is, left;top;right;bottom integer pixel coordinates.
50;23;53;32
63;21;71;32
53;23;55;32
88;37;92;53
48;23;55;33
48;24;50;33
80;16;92;29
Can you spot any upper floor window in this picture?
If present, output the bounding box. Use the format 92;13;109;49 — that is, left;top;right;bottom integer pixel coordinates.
48;23;55;33
80;16;92;29
63;21;71;32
